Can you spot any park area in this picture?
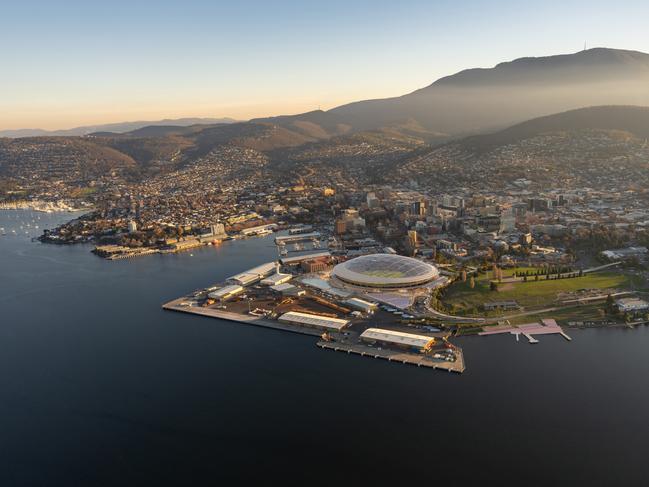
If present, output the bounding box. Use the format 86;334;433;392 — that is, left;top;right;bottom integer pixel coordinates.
441;266;641;318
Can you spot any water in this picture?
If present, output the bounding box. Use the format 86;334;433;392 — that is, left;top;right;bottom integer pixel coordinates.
1;210;648;485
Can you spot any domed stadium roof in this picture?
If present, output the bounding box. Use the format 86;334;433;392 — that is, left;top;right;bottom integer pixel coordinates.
332;254;439;288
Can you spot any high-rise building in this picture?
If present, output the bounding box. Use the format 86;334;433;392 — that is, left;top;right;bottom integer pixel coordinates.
499;208;516;234
408;229;418;247
335;219;348;235
366;192;380;208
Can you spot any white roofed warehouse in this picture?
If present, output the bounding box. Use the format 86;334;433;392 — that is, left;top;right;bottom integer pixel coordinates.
228;262;276;286
332;254;439;289
207;285;244;302
360;328;435;353
278;311;349;332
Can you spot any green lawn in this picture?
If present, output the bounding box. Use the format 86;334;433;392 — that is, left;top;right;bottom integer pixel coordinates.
443;271;639;314
505;305;608;325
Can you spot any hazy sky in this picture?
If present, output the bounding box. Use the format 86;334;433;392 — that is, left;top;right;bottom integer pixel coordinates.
2;0;648;130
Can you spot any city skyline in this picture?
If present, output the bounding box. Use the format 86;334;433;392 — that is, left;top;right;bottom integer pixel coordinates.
2;0;649;130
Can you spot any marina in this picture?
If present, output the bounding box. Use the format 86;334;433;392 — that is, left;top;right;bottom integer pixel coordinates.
478;318;572;343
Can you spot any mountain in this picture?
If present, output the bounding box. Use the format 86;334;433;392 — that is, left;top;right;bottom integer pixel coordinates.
6;48;649;194
6;48;648;146
258;48;649;138
0;117;238;138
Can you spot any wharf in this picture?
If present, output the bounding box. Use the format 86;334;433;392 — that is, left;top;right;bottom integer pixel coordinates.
316;340;465;373
162;297;323;337
164;297;466;373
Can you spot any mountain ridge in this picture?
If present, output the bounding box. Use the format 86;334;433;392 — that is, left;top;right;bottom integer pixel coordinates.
0;117;239;138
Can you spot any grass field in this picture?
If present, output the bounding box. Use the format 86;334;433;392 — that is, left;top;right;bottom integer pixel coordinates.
505;305;606;325
443;270;639;314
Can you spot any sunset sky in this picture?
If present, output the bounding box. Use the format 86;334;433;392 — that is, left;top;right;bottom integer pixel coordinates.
2;0;648;130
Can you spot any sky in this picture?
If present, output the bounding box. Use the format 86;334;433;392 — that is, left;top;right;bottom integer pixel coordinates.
2;0;649;130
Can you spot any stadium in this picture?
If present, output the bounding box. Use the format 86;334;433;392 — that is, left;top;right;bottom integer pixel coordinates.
331;254;440;289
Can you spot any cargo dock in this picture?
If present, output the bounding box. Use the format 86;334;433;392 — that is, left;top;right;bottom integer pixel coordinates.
317;340;465;373
163;296;465;373
162;297;323;337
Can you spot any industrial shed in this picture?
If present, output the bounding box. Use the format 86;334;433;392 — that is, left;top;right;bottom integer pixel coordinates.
278;311;349;332
228;262;277;286
207;285;244;302
360;328;435;352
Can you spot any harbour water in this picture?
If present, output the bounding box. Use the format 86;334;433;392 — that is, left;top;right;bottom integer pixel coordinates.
1;210;648;485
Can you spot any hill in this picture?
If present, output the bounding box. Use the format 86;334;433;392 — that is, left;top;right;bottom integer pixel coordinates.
460;105;649;151
0;137;137;182
393;105;649;191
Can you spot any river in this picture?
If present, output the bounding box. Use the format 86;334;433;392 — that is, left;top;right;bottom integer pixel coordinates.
1;210;648;485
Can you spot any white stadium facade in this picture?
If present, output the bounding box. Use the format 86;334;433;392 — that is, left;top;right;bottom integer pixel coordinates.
331;254;439;289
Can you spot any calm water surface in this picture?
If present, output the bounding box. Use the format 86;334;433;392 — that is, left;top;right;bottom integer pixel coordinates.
1;210;648;486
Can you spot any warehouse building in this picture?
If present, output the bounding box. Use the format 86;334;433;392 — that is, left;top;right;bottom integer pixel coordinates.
240;224;278;236
270;283;305;297
208;285;244;302
278;311;349;332
343;297;378;314
260;272;293;286
360;328;435;353
279;251;331;266
228;262;276;286
275;232;321;245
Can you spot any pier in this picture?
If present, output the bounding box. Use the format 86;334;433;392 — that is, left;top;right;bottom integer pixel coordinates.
164;296;465;373
317;340;465;373
162;297;322;337
479;318;571;343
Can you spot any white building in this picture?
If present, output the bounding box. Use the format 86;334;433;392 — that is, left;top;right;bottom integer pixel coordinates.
616;298;649;313
360;328;435;352
228;262;277;286
208;285;244;302
260;272;293;286
343;298;378;314
278;311;349;331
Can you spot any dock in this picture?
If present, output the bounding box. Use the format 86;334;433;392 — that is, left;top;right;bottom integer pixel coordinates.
164;296;465;374
162;297;323;337
522;333;538;344
316;340;465;373
479;318;571;344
